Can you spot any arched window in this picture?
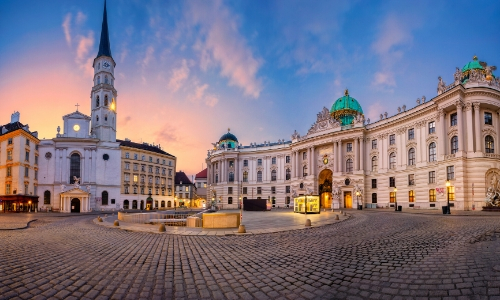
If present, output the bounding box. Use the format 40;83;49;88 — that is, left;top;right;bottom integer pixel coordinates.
243;171;248;182
389;152;396;169
96;115;99;122
429;189;436;202
257;171;262;182
167;201;172;208
161;201;165;208
97;76;100;84
70;153;80;183
104;95;108;106
123;200;129;209
102;191;108;205
429;142;436;161
286;169;291;180
451;136;458;154
371;156;378;172
96;96;100;107
303;165;308;177
132;200;137;209
228;172;234;182
372;193;377;204
485;135;494;153
105;114;108;121
44;190;51;205
346;159;353;173
409;190;415;202
408;148;415;165
105;75;109;84
271;170;277;181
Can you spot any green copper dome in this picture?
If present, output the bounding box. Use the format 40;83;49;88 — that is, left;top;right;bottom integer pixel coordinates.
330;89;364;126
462;56;484;73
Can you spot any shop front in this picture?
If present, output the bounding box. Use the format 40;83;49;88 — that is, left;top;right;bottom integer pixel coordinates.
294;195;320;214
0;195;39;213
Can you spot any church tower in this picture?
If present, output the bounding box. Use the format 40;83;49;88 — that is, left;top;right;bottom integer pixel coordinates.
91;0;117;142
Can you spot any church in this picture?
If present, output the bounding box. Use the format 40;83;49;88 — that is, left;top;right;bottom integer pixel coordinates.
206;56;500;211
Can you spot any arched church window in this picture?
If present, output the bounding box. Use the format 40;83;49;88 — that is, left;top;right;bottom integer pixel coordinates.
102;191;108;205
104;95;108;106
486;135;494;153
105;75;109;84
44;190;51;205
96;96;100;107
97;76;100;84
69;153;80;183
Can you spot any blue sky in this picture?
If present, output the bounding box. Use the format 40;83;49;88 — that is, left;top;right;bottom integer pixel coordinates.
0;0;499;175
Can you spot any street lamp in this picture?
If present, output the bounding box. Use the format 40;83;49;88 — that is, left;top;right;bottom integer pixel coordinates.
28;200;32;213
394;187;398;212
174;196;177;211
445;180;451;214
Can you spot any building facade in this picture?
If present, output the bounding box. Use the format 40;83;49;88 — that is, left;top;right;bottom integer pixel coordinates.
0;112;40;212
194;168;208;201
206;56;500;211
119;139;176;210
175;171;198;208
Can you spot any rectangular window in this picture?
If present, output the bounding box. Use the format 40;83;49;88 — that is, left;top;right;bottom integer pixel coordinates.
156;167;160;174
142;155;145;161
408;174;415;186
34;186;37;195
450;113;457;126
372;193;377;204
228;197;233;204
125;152;130;159
429;189;436;202
25;151;29;161
162;168;166;175
7;166;12;177
25;184;28;194
6;183;11;194
389;177;395;187
169;169;172;176
243;187;247;194
148;166;153;173
286;156;291;163
185;186;189;192
125;186;129;194
35;170;38;180
228;187;233;194
26;138;30;146
257;159;262;166
408;128;414;140
163;159;166;165
243;160;248;167
447;166;455;180
134;164;138;171
409;190;415;202
125;174;130;181
286;186;290;193
35;156;38;165
389;192;395;203
372;139;377;149
447;186;455;201
272;157;276;165
428;121;435;134
134;154;138;160
389;134;395;145
303;152;307;159
257;187;262;194
149;156;152;162
141;165;145;172
271;187;276;194
25;167;29;177
485;112;493;125
429;171;435;183
229;160;234;168
346;143;353;152
371;179;377;189
133;175;138;183
125;163;130;170
8;138;13;145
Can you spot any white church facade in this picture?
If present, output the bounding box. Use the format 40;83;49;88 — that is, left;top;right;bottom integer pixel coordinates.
206;56;500;211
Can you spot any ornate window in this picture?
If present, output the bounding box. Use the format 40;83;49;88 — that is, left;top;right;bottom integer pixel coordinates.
371;156;378;172
429;142;436;161
451;136;458;154
450;113;457;126
132;200;137;209
429;171;435;183
346;159;353;173
272;157;276;165
123;200;129;209
303;165;308;177
346;143;353;152
389;134;395;145
44;190;51;205
286;156;291;163
228;187;233;194
447;166;454;180
429;189;436;202
389;152;396;169
285;169;291;180
243;160;248;167
257;159;262;166
271;170;277;181
102;191;108;205
70;153;80;183
409;190;415;202
428;121;435;134
485;112;493;125
372;139;377;149
228;172;234;182
389;177;395;187
485;135;494;153
243;171;248;182
371;179;377;188
257;171;262;182
215;174;219;183
408;148;415;165
408;128;414;140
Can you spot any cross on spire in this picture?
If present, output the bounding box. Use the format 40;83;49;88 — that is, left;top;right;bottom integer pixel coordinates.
75;103;80;111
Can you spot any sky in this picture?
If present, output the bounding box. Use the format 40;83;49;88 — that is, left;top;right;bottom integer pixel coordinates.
1;0;499;178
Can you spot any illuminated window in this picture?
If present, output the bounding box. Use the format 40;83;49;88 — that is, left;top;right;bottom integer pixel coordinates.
429;189;436;202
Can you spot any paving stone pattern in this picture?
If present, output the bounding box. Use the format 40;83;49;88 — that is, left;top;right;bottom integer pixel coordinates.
1;211;500;299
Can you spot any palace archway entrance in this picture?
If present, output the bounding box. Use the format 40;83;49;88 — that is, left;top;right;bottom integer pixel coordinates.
318;169;333;208
344;192;352;208
70;198;80;213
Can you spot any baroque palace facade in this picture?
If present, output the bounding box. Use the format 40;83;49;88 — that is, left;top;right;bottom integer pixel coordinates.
206;56;500;211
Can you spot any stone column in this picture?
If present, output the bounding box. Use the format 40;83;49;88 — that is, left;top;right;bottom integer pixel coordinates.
333;142;338;173
295;151;299;178
360;138;364;172
457;101;464;152
474;103;481;152
338;141;343;172
421;123;427;162
353;138;359;171
235;158;239;182
82;149;86;183
62;148;68;183
497;110;500;154
466;102;474;152
437;109;445;158
416;125;421;163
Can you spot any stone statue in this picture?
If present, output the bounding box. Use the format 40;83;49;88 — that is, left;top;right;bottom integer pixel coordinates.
422;96;426;103
380;114;383;120
57;126;60;134
73;176;81;187
402;105;406;112
384;112;388;118
437;76;446;94
485;172;500;207
291;130;300;140
86;185;91;193
61;184;66;192
454;67;462;83
397;107;401;113
366;118;370;124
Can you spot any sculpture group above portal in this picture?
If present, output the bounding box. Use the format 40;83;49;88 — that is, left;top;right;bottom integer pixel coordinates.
306;107;341;135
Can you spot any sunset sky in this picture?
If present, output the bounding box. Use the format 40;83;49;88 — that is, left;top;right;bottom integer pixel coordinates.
1;0;499;178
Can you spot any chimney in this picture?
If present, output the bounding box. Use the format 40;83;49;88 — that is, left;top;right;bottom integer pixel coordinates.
11;111;20;124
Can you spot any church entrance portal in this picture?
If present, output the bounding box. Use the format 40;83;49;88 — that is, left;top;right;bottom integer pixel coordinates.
318;169;333;208
344;192;352;208
71;198;80;213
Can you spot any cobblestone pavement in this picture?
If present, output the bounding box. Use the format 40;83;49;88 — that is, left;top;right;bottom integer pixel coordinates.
1;211;500;299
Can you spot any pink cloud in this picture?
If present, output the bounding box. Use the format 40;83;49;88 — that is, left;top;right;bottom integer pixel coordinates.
168;59;189;92
62;13;72;46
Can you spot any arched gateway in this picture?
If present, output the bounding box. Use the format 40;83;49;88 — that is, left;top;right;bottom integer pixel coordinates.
318;169;333;208
71;198;80;213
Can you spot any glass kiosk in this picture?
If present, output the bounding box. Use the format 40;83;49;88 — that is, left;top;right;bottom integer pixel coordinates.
294;195;320;214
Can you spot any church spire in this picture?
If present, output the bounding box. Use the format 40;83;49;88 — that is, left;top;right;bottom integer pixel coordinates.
96;0;112;59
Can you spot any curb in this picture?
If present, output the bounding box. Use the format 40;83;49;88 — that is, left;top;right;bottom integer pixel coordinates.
0;219;38;231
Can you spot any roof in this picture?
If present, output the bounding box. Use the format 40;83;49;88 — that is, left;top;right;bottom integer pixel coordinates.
195;168;207;179
96;0;112;59
117;139;175;157
0;121;38;139
462;56;484;73
219;129;238;143
330;89;363;126
175;171;193;185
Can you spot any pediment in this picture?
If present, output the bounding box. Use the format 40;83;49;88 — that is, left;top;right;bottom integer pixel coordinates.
62;111;91;120
61;187;90;196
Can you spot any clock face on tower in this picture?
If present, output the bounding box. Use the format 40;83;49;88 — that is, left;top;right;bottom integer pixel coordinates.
73;124;80;132
102;61;111;69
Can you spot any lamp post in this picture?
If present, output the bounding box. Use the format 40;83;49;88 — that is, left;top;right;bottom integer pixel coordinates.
394;187;397;211
174;196;177;211
446;180;451;214
28;200;32;213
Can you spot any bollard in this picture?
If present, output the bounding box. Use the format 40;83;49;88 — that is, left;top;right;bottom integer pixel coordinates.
105;214;108;217
343;211;347;216
238;225;246;233
335;214;339;220
305;219;311;227
98;217;103;222
113;220;119;226
159;223;166;232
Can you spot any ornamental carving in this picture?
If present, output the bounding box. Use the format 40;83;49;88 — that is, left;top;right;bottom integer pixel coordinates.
242;167;249;172
270;165;278;171
482;128;496;137
306;107;341;136
388;146;398;153
406;142;417;150
465;102;472;111
256;166;263;172
485;169;500;207
447;128;458;137
284;164;291;170
370;150;379;156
